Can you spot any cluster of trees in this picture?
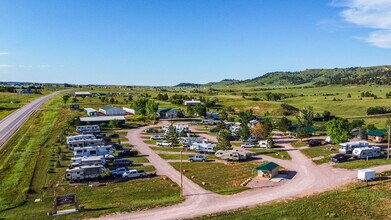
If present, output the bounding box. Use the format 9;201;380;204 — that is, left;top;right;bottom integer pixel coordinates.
386;92;391;98
264;92;283;101
132;98;159;118
361;91;377;99
156;93;169;101
187;104;207;117
367;106;391;115
0;87;17;93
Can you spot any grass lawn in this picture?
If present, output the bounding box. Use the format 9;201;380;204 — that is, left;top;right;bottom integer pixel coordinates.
130;156;150;164
248;148;291;160
170;162;259;195
291;140;308;148
143;139;157;145
196;177;391;220
159;153;196;160
301;146;338;159
334;157;391;169
150;146;187;152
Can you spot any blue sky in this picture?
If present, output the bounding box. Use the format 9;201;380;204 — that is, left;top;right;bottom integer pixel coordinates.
0;0;390;86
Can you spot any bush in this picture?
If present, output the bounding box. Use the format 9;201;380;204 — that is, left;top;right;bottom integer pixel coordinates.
367;106;391;115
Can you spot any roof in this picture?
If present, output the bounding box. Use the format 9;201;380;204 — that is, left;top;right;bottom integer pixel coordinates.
100;106;114;111
84;108;97;112
75;91;91;95
157;108;177;113
79;116;125;122
255;162;279;172
365;129;386;137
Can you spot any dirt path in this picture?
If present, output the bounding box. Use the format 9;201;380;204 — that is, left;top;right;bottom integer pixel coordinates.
99;122;391;220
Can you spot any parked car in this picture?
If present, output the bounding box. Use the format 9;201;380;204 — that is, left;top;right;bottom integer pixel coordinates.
209;128;218;133
118;149;138;157
188;154;207;162
150;135;165;140
112;143;124;150
110;167;129;177
190;121;199;125
331;154;351;163
308;139;322;147
145;128;158;133
108;133;120;138
122;169;146;179
241;143;255;148
157;141;172;146
113;159;133;167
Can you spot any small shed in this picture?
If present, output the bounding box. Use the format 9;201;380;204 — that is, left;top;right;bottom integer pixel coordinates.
255;162;279;178
365;129;386;143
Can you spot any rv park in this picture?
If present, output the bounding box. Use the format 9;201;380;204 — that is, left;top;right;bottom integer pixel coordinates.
0;83;391;219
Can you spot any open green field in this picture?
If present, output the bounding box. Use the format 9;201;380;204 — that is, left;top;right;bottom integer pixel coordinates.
159;153;196;160
248;148;291;160
334;156;391;169
196;175;391;220
150;146;187;152
171;162;259;195
0;92;183;219
301;146;338;159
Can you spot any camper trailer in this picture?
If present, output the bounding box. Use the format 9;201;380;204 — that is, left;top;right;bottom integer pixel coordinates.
258;140;271;148
162;124;189;134
66;134;96;145
215;150;247;161
73;146;115;157
76;125;101;133
67;138;104;150
352;147;381;159
65;164;106;181
339;141;369;154
192;143;216;154
70;156;106;168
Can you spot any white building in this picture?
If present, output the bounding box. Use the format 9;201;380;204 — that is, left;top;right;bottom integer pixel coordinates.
99;106;126;116
123;107;137;115
84;108;98;116
74;91;92;97
184;99;202;106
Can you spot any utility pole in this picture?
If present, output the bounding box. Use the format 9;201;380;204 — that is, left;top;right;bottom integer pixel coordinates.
180;150;183;197
388;125;390;160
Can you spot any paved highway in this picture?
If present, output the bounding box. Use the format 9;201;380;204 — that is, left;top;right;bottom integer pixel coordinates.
0;90;64;148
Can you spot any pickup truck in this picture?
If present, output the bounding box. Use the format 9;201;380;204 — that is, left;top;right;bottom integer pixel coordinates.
110;167;129;177
188;154;207;162
157;141;172;146
241;143;255;148
122;169;146;179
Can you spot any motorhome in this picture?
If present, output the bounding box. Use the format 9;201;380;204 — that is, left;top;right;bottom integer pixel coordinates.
73;146;115;157
76;125;101;133
70;156;106;168
258;140;271;148
67;138;104;150
352;147;381;159
191;143;216;154
215;150;247;161
66;134;96;145
179;137;208;146
65;164;106;181
339;141;369;154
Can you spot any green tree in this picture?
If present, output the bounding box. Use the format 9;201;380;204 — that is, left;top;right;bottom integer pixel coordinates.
133;98;148;115
146;100;159;119
110;97;115;103
296;125;310;140
350;119;365;129
62;95;69;103
220;109;228;121
237;123;251;140
296;106;314;126
326;119;351;144
193;104;207;117
276;117;291;133
166;124;179;145
215;120;226;131
216;129;232;150
238;109;253;124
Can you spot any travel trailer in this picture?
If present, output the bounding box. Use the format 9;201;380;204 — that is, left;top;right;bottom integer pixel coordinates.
65;164;106;181
73;146;115;157
352;147;381;159
215;150;247;161
67;138;104;150
66;134;96;145
70;156;106;168
76;125;101;133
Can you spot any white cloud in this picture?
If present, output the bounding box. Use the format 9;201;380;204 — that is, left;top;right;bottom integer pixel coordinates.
335;0;391;48
0;64;50;68
0;64;12;68
0;52;8;56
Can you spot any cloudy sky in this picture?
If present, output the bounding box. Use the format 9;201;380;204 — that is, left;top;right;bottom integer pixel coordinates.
0;0;391;86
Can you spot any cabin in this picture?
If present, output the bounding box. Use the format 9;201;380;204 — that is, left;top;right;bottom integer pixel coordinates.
255;162;279;178
365;129;386;143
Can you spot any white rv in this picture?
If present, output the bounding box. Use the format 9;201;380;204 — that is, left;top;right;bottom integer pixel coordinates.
339;141;369;154
215;150;247;161
162;124;189;134
352;147;381;159
191;143;216;154
70;156;106;168
67;138;104;150
76;125;101;133
258;140;271;148
66;134;96;145
73;146;115;157
65;164;106;181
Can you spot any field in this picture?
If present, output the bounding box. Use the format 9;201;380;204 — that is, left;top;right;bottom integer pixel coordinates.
334;156;391;169
248;148;291;160
170;162;259;195
196;176;391;220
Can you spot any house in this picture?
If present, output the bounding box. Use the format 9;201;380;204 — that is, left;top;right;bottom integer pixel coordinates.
255;162;279;178
99;106;126;116
84;108;98;116
17;89;31;94
79;116;126;125
123;107;137;115
74;91;92;97
206;112;220;120
157;108;181;119
365;129;386;143
184;99;202;106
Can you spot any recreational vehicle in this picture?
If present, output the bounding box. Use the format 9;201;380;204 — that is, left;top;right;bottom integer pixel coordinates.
65;164;106;181
70;156;106;168
215;150;247;161
66;134;96;145
76;125;101;133
352;147;381;159
67;138;104;150
73;146;115;157
339;141;369;154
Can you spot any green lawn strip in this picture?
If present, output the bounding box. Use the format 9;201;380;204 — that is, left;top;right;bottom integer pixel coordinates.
133;165;156;172
291;140;308;148
143;139;157;145
195;178;391;220
158;154;196;160
129;156;150;164
150;146;186;152
170;162;259;195
301;146;338;159
334;157;391;169
248;148;291;160
0;177;182;219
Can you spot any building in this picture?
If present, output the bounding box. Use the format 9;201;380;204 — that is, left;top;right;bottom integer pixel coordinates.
157;108;181;118
255;162;279;178
99;106;126;116
123;107;137;115
17;89;31;94
184;99;202;106
79;116;126;125
84;108;98;116
365;129;386;143
74;91;92;97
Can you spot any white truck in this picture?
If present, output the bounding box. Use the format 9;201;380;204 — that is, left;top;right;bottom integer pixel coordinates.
188;154;207;162
157;141;172;146
65;164;106;181
122;169;146;179
215;150;247;161
352;146;381;159
70;156;106;168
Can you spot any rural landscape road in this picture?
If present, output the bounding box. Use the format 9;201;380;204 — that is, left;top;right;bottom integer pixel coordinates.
101;123;391;220
0;90;64;148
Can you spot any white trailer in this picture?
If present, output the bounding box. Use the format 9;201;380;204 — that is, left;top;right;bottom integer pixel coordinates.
215;150;247;161
258;140;271;148
66;134;96;145
357;169;376;181
65;164;106;181
67;139;104;150
339;141;369;154
70;156;106;168
76;125;101;133
73;146;115;157
352;146;381;159
192;143;216;154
